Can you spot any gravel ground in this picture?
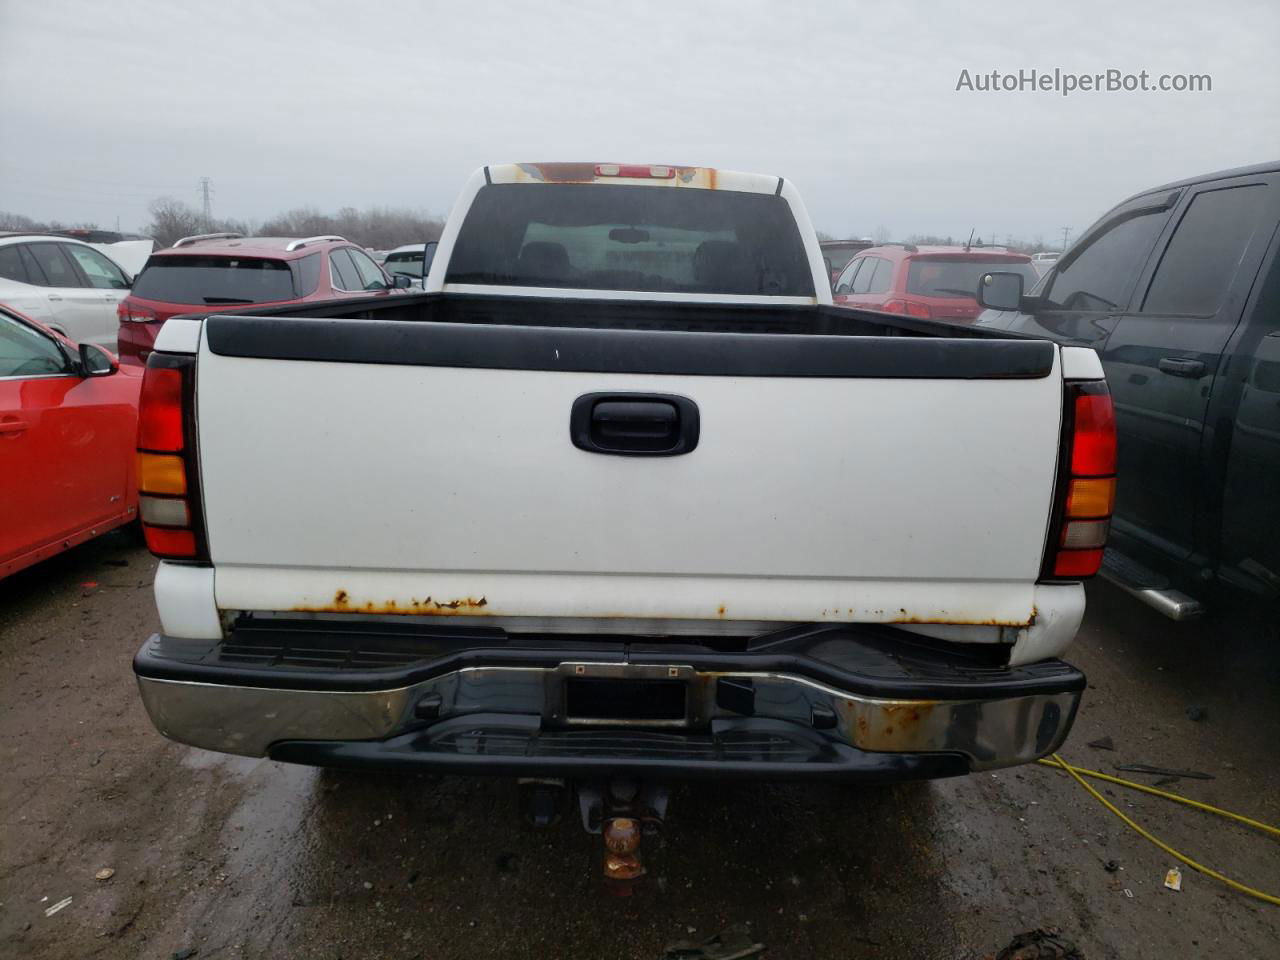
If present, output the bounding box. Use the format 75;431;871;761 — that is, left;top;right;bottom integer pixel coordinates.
2;532;1278;959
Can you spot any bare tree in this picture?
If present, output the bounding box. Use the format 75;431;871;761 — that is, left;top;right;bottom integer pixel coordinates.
145;197;205;246
873;225;891;244
255;206;442;249
10;198;446;250
143;197;253;247
0;211;93;232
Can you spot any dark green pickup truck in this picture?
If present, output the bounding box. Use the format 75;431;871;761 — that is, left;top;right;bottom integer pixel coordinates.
977;160;1280;618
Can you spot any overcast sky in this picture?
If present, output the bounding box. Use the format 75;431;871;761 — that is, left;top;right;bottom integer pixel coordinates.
2;0;1277;245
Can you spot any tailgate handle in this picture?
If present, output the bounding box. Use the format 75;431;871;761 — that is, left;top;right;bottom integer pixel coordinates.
571;393;699;456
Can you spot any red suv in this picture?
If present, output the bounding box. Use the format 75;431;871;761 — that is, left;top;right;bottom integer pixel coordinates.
832;243;1038;322
117;234;409;365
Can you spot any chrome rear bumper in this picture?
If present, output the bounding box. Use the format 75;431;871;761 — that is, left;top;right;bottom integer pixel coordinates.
136;623;1082;777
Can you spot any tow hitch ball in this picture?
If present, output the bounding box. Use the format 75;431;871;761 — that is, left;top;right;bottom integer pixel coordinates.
518;778;670;892
578;779;670;895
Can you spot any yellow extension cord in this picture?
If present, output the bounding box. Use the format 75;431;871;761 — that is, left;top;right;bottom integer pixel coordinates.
1038;753;1280;906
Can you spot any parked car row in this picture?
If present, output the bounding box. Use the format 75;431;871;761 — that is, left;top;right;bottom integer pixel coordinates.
1;230;436;366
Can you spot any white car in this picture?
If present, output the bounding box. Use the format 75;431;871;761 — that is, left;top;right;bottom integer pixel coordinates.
1029;251;1061;278
381;241;437;281
0;234;133;350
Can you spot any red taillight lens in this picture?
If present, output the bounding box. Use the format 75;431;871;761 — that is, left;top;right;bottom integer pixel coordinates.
1044;380;1116;580
882;299;932;318
137;353;206;563
118;301;156;323
1053;548;1105;578
138;367;184;451
143;527;197;557
1070;389;1117;476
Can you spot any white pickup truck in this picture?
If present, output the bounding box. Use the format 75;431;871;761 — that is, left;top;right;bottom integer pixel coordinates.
133;162;1115;877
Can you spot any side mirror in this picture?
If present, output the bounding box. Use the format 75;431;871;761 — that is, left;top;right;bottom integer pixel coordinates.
393;274;414;289
977;271;1025;311
79;342;118;377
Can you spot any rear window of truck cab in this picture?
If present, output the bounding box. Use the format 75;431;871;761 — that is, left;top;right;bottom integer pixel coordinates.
445;183;815;297
131;255;302;305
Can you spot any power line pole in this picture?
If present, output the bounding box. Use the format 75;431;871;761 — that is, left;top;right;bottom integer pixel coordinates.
199;177;212;231
1060;226;1072;252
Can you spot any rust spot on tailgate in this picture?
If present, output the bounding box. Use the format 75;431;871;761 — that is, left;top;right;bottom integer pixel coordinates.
291;592;492;617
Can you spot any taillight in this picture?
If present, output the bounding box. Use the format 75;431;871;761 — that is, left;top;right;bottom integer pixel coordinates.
882;298;932;318
137;354;208;562
118;301;157;323
1044;381;1116;579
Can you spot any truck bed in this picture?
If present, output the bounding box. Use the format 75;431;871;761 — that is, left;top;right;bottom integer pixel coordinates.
233;290;1044;340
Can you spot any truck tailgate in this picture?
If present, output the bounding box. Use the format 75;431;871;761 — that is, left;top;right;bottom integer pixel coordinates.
195;316;1062;628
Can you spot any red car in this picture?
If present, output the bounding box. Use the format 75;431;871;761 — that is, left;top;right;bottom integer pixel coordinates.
832;243;1039;322
0;304;141;579
116;233;410;366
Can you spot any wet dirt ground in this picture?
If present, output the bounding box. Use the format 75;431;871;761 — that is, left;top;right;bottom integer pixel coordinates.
2;533;1278;959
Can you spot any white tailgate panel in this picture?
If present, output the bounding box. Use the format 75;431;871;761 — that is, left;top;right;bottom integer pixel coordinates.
198;348;1062;626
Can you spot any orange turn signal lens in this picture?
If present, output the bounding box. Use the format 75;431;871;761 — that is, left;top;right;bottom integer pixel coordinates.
137;453;187;495
1065;477;1115;518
